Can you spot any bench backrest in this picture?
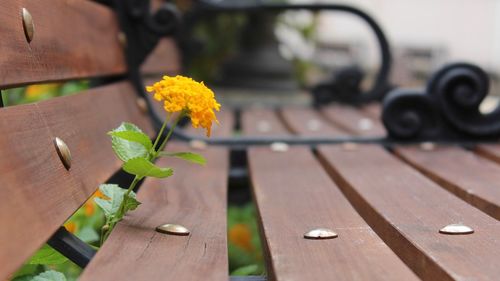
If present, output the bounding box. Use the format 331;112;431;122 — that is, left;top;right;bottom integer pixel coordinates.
0;1;179;278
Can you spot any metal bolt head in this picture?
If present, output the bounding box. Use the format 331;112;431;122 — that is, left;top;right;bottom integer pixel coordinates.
304;228;338;240
118;32;127;47
270;142;289;152
189;140;207;150
257;120;271;133
439;223;474;235
156;224;190;236
342;142;358;151
136;97;148;114
22;8;34;43
54;137;71;170
420;142;435;151
307;119;321;131
358;118;373;131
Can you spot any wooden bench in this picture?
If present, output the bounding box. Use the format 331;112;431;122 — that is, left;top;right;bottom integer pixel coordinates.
2;1;500;281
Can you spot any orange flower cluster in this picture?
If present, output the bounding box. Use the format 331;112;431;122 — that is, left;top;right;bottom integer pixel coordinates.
146;75;221;137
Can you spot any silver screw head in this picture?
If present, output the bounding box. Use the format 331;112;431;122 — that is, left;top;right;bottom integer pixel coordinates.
358;118;373;131
189;140;207;150
54;137;71;170
22;8;34;43
257;120;271;133
270;142;289;152
136;97;148;114
342;142;358;151
156;224;190;236
307;119;321;131
439;223;474;235
420;142;436;151
304;228;338;240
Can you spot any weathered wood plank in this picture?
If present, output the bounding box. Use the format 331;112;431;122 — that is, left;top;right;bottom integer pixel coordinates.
396;146;500;220
280;107;346;137
321;105;386;136
244;109;418;281
141;39;181;76
475;144;500;165
0;0;126;88
0;82;153;280
80;111;233;281
318;144;500;281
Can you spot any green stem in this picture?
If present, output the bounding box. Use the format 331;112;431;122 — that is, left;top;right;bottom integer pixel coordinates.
101;175;142;243
100;112;185;245
156;113;185;156
152;114;171;153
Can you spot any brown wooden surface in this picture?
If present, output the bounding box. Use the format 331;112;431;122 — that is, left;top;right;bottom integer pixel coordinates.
244;109;417;281
280;107;346;137
141;38;181;76
318;145;500;281
396;146;500;220
80;111;233;281
475;144;500;164
0;0;126;89
321;105;386;137
0;82;153;280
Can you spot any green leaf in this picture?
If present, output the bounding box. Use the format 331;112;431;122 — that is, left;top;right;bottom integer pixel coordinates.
32;270;67;281
94;184;140;220
27;245;68;265
109;123;149;162
122;157;173;178
78;227;100;243
108;130;152;151
231;264;260;276
159;152;206;165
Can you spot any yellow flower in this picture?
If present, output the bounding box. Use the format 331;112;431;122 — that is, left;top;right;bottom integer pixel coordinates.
25;83;60;99
146;75;221;137
64;222;77;234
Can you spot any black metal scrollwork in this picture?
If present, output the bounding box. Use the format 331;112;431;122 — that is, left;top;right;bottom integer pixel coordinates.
383;63;500;140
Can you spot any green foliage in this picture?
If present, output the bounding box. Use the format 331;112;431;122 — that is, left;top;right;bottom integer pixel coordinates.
28;245;68;265
32;270;67;281
108;130;153;152
94;184;140;222
159;151;206;165
231;264;261;276
123;157;173;178
109;123;150;162
227;203;265;275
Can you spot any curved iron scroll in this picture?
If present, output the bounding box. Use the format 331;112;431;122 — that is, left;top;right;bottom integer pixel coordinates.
382;63;500;141
192;0;392;105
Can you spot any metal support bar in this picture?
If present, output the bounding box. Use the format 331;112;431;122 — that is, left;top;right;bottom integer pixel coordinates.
47;227;96;268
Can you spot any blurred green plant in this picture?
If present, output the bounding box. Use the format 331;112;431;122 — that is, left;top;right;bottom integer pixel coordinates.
1;81;89;106
228;203;265;276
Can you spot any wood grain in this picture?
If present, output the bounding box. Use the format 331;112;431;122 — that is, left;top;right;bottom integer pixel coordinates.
0;82;153;280
141;38;181;76
320;105;386;137
318;144;500;281
280;107;347;137
244;109;417;281
396;146;500;220
0;0;126;89
80;112;233;281
475;144;500;164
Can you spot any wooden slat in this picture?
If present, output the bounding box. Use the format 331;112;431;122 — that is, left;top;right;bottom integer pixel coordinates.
395;146;500;220
318;144;500;281
244;109;418;280
0;0;126;88
280;107;346;137
0;82;153;279
475;144;500;164
80;111;233;281
321;105;386;137
141;38;181;76
361;103;382;119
